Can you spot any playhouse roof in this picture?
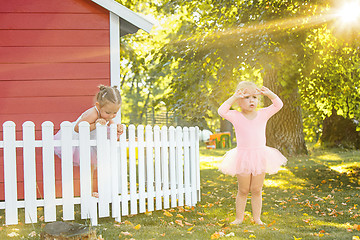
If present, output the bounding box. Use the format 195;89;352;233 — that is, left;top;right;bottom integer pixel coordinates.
90;0;153;36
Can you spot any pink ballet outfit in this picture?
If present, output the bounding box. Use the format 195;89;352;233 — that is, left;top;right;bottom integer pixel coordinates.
54;106;108;167
218;97;287;176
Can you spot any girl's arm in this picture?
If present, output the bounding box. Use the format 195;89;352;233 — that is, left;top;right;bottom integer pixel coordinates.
258;86;283;117
73;108;99;133
218;89;245;118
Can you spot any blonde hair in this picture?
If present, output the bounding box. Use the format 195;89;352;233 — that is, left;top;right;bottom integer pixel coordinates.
236;81;258;91
96;85;122;107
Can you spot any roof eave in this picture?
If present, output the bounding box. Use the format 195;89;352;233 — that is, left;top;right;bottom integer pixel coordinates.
90;0;153;34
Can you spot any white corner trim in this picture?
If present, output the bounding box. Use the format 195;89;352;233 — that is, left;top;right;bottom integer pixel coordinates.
110;12;121;123
90;0;153;33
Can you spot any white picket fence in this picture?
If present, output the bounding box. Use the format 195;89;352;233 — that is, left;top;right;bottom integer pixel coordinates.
0;121;200;226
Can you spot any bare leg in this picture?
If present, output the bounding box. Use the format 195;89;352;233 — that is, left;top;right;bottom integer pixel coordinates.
250;173;266;225
231;174;251;224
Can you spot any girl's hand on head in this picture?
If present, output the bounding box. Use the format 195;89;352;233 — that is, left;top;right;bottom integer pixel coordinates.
258;86;277;99
95;118;107;125
258;86;271;95
234;88;250;99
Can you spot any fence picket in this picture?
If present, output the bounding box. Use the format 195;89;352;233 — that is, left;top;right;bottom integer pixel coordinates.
195;127;201;202
60;121;75;220
78;121;92;220
109;124;120;222
183;127;191;206
137;125;146;213
97;123;110;218
145;125;154;211
168;126;177;208
154;126;162;210
161;126;170;209
176;126;184;207
3;121;18;225
42;121;57;222
23;121;37;224
129;125;138;215
119;125;128;216
189;127;197;206
0;121;200;226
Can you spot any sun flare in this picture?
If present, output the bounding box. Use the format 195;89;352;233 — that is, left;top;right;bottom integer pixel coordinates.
337;1;360;24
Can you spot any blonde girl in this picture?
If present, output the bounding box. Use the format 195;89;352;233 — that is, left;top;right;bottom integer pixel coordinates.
54;85;123;166
218;81;287;225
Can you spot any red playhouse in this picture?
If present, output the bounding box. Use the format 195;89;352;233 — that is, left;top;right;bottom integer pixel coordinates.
0;0;153;200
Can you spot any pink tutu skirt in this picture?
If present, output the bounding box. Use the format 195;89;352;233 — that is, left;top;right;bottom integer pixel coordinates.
219;147;287;176
54;123;100;167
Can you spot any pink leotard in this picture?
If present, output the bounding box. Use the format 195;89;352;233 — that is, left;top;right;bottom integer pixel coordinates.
218;97;287;176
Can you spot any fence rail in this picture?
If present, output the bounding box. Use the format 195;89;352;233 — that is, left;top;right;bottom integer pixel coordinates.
0;121;200;226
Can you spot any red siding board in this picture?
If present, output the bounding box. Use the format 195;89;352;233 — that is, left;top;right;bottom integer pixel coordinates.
0;63;110;80
0;96;95;114
0;30;110;47
0;47;110;63
0;79;105;97
0;0;107;14
0;13;109;30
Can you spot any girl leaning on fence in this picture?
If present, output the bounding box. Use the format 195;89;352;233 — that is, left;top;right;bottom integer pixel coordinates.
54;85;124;195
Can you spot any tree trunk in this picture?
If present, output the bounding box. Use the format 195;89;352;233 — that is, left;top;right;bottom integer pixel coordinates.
263;68;307;156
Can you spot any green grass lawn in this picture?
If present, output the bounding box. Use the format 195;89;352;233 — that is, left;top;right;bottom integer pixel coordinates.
1;145;360;239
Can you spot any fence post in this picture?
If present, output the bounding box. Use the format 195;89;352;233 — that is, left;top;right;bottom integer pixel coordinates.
3;121;18;225
23;121;37;224
42;121;56;222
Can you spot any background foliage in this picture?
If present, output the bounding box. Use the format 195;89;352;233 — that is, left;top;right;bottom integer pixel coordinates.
115;0;360;146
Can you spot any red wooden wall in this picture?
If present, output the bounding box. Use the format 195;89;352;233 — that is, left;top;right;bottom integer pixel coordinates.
0;0;111;199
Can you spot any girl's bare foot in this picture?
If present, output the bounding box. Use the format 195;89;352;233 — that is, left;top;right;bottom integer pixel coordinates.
254;219;265;226
230;219;243;225
92;192;99;198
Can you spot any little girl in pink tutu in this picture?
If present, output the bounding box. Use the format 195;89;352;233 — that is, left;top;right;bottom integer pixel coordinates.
218;81;287;225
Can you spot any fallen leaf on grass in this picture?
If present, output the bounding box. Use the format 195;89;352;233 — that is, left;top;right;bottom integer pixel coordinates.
121;232;133;236
163;211;173;217
184;221;193;226
124;220;133;225
133;224;141;230
175;220;184;227
267;220;276;227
